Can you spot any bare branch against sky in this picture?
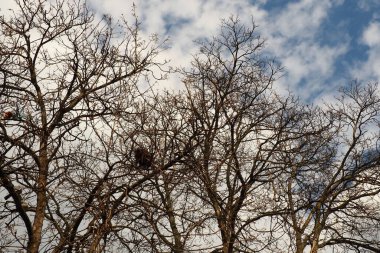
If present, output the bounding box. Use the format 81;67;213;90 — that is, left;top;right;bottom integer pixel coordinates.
1;1;380;253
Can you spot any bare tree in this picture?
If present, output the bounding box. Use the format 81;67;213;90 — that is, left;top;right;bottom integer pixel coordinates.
177;17;295;253
91;91;201;253
2;1;380;252
275;82;380;253
0;0;164;252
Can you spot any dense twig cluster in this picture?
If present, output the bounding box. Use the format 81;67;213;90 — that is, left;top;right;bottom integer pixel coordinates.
1;1;380;253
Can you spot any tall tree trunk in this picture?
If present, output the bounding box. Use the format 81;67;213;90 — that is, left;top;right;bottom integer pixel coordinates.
28;141;48;253
310;240;319;253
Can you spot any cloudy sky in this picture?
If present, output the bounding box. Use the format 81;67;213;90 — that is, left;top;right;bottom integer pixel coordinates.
86;0;380;102
3;0;380;102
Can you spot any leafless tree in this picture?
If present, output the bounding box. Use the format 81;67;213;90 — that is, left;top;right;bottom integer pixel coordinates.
91;92;201;253
176;17;295;253
0;0;164;252
2;1;380;253
275;82;380;253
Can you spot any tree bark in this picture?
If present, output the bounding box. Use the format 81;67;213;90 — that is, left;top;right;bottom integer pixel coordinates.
28;141;48;253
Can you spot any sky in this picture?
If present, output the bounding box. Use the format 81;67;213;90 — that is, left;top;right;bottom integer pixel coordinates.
4;0;380;103
86;0;380;103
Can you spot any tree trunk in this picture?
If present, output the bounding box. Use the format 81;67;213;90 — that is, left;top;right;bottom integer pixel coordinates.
310;237;320;253
28;141;48;253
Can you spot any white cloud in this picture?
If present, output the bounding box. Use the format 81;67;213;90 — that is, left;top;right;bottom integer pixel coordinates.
362;22;380;47
270;0;333;39
88;0;269;90
350;21;380;83
0;1;369;101
261;0;347;100
87;0;347;97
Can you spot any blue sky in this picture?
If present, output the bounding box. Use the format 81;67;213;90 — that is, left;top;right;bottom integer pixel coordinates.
4;0;380;102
